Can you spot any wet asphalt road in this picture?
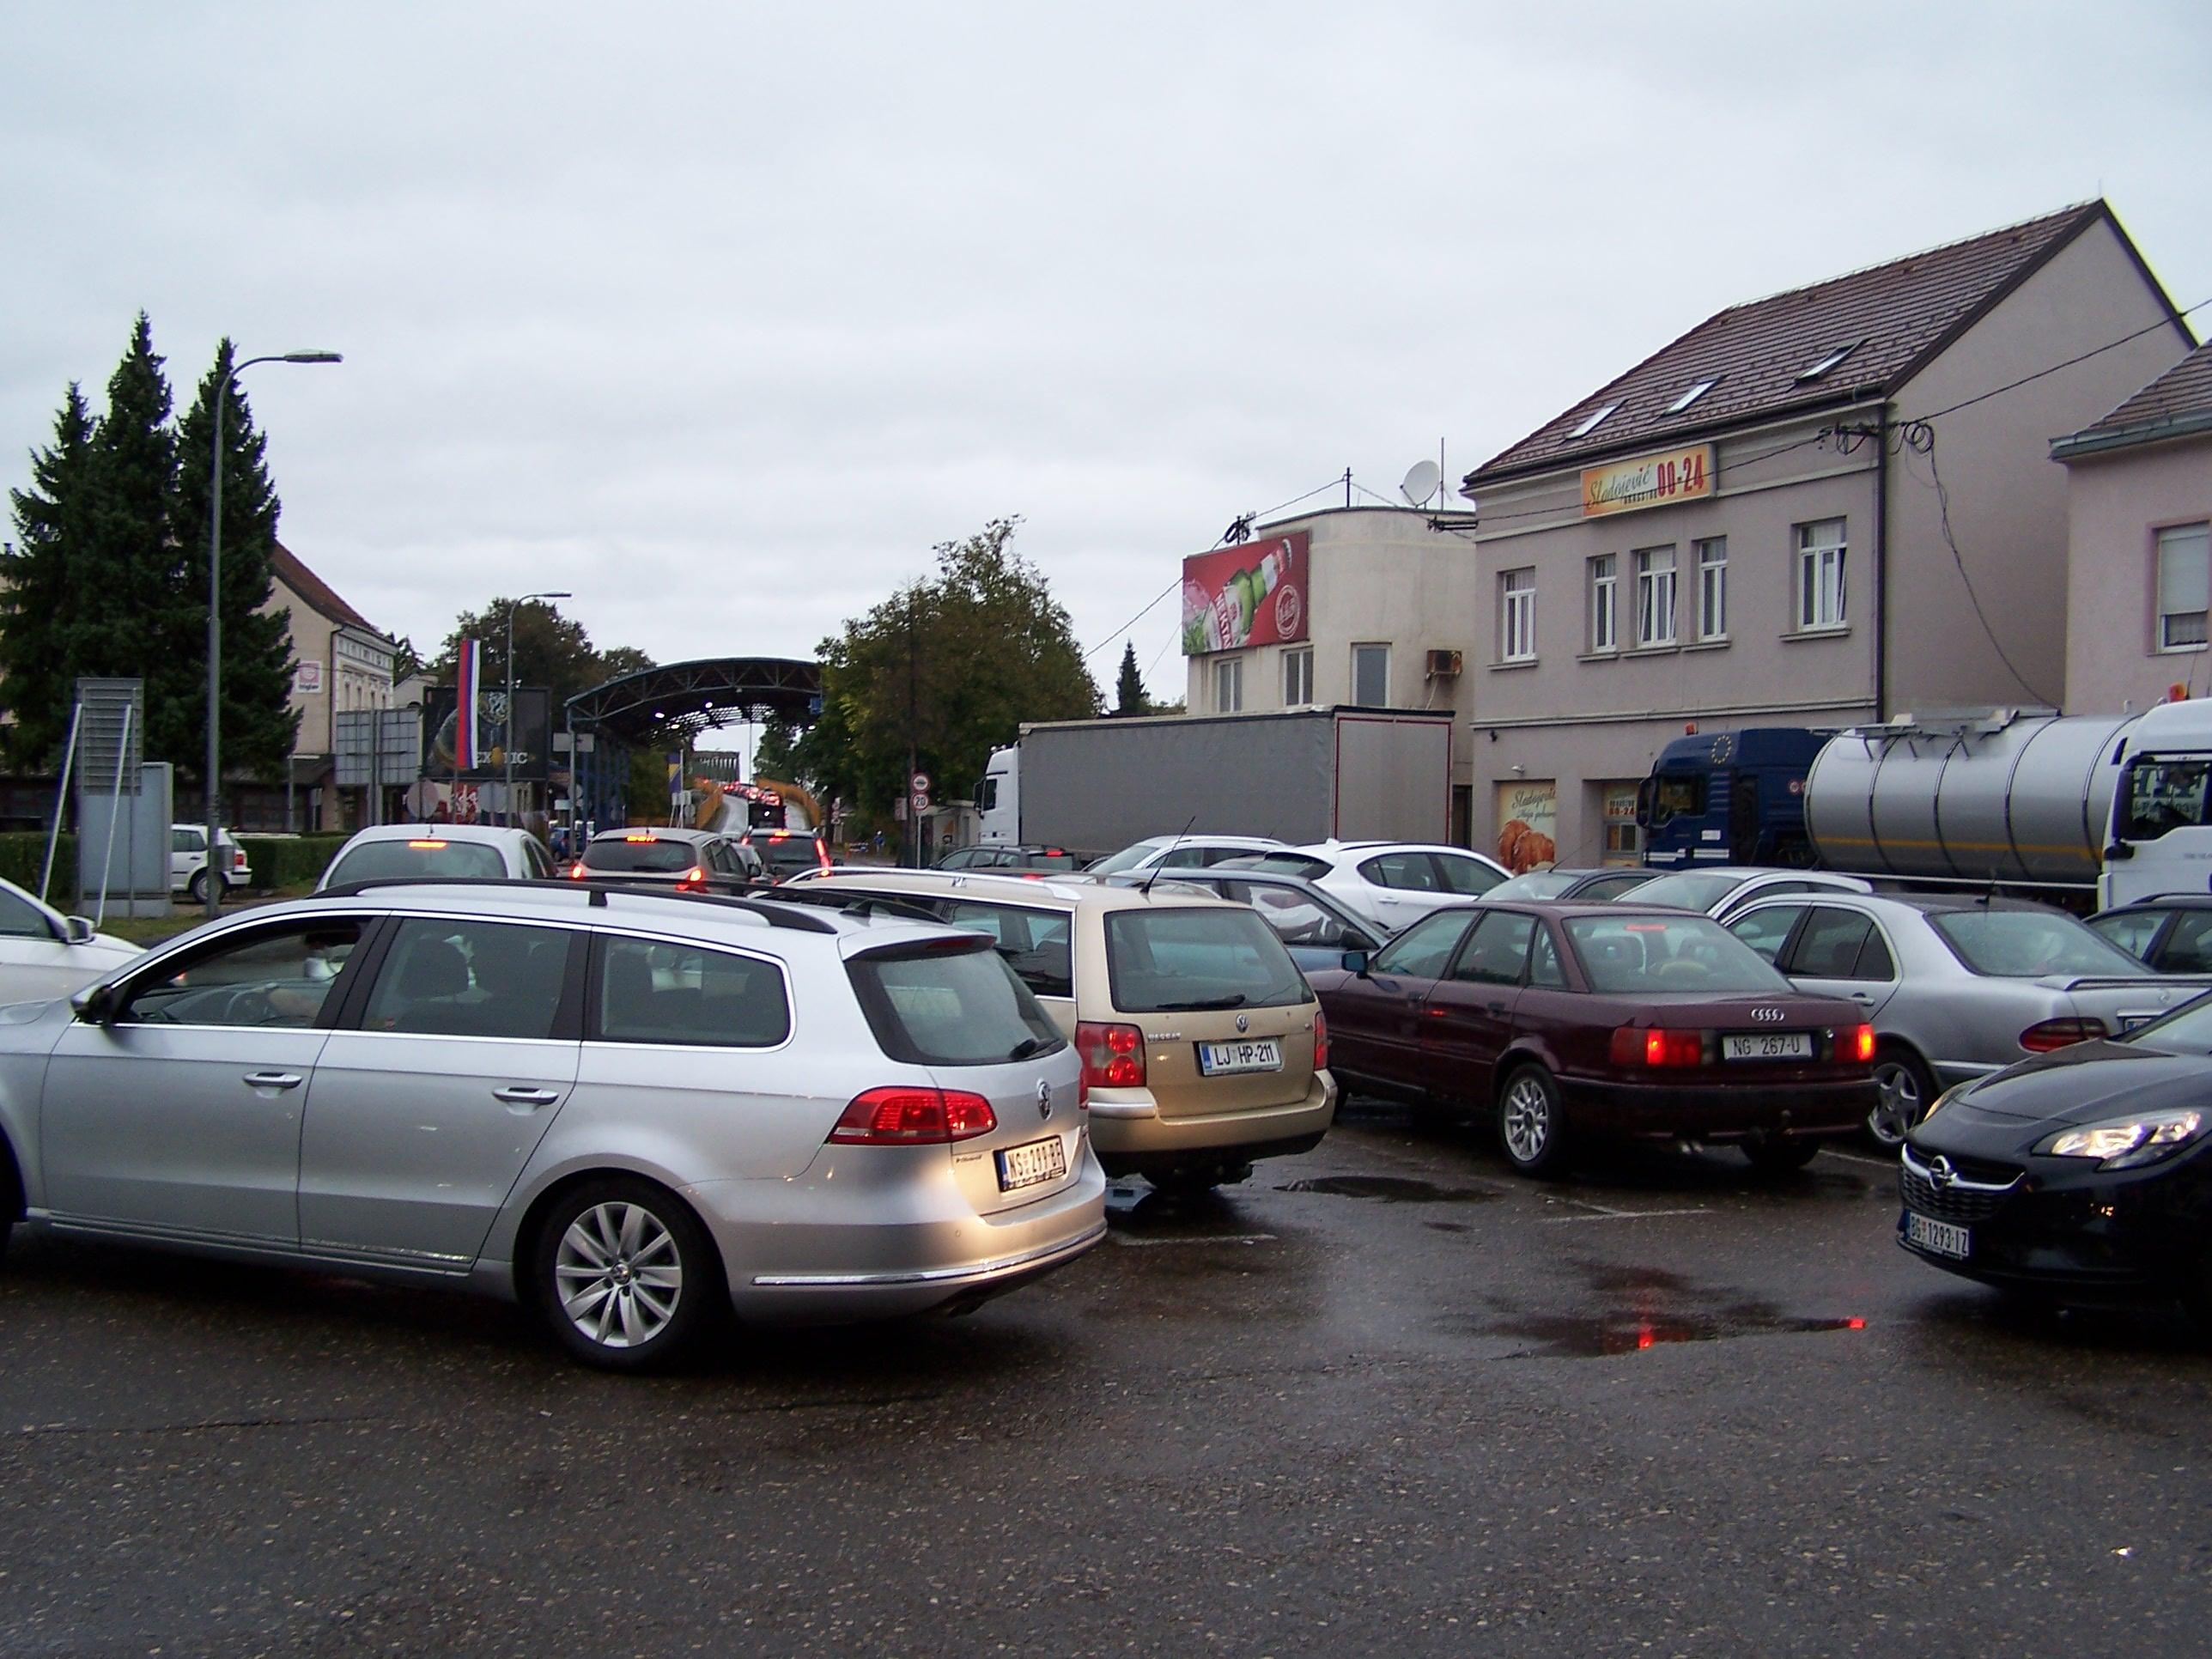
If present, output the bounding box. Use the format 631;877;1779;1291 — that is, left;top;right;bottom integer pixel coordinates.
3;1096;2209;1657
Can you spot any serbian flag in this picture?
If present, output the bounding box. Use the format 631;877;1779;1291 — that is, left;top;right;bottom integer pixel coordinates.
455;638;483;769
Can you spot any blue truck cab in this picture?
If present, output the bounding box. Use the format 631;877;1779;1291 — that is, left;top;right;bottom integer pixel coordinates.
1636;726;1826;868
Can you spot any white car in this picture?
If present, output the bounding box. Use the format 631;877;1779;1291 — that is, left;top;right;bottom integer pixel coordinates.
1624;866;1874;924
1224;840;1511;931
318;823;557;890
1085;834;1287;876
0;876;139;1001
171;824;253;904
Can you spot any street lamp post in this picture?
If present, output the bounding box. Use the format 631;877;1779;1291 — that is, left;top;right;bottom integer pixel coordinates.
206;349;342;918
504;592;571;829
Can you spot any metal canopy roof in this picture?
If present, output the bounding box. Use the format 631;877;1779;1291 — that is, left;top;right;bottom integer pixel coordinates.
564;657;822;743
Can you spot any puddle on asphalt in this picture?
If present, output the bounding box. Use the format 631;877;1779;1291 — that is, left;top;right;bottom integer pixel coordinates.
1465;1257;1867;1358
1273;1174;1501;1205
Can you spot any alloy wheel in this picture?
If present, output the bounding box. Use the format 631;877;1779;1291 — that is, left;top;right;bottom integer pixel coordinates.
1869;1060;1922;1147
555;1201;684;1350
1501;1074;1553;1164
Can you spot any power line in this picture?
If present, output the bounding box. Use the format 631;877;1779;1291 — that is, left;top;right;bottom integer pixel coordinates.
1913;295;2210;423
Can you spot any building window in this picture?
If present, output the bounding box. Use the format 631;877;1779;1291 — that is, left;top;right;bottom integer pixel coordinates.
1499;571;1535;663
1601;781;1644;866
1634;546;1676;647
1695;537;1728;640
1568;402;1618;440
1588;555;1617;653
1667;377;1723;415
1351;643;1390;706
1283;646;1315;705
2157;523;2210;650
1214;655;1243;712
1796;519;1847;631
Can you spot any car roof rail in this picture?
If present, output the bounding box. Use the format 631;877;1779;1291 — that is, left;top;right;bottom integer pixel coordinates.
738;884;943;924
310;876;838;933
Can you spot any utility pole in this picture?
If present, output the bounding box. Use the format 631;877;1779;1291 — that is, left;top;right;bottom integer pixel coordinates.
906;587;920;869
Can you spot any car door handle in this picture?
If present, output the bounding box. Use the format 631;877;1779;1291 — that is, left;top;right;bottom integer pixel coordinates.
492;1086;562;1108
1488;1001;1506;1016
243;1071;303;1090
1850;991;1877;1004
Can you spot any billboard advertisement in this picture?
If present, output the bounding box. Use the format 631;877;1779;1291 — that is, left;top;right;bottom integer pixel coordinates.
1181;531;1310;656
422;684;553;782
1493;779;1558;874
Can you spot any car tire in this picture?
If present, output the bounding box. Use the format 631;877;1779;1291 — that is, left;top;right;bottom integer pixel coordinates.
1496;1064;1571;1179
187;869;210;905
1869;1048;1936;1148
1741;1133;1822;1174
529;1177;726;1372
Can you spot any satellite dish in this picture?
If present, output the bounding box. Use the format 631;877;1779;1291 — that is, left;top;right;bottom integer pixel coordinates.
1400;459;1442;507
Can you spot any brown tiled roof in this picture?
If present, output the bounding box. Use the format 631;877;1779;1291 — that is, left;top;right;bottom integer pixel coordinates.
1468;202;2141;489
2054;339;2212;456
270;540;385;637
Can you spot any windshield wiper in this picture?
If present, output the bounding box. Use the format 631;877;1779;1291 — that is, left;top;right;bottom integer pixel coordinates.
1152;994;1249;1012
1005;1036;1051;1060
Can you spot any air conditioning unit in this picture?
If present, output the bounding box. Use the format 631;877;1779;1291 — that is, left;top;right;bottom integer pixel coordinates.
1425;649;1463;678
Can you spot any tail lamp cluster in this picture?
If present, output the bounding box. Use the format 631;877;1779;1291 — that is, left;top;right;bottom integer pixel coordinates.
2018;1016;2107;1053
1607;1024;1876;1067
1077;1021;1145;1090
829;1086;998;1146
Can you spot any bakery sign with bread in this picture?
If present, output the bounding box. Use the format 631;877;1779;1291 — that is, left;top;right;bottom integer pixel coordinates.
1493;780;1558;875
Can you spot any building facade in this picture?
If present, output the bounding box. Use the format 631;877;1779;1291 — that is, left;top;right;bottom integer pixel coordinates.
268;542;398;830
1461;201;2192;870
2054;341;2212;715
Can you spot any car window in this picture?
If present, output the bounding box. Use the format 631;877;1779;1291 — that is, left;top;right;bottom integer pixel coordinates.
940;901;1074;1000
523;840;553;879
1565;915;1792;994
1158;846;1212;869
0;888;51;939
1855;926;1897;981
1623;871;1744;913
1435;854;1507;896
1528;926;1567;988
594;936;792;1047
1369;909;1473;979
327;837;508;884
172;828;204;854
1361;852;1438;892
1087;842;1164;876
1487;871;1577;902
1451;910;1534;985
1785;908;1876;979
1726;904;1803;963
1927;911;2147;979
1582;872;1655;901
120;919;368;1029
2158;911;2212;973
1234;886;1370;951
362;918;574;1039
2087;910;2164;962
1240;853;1334;881
846;939;1062;1066
1103;907;1310;1013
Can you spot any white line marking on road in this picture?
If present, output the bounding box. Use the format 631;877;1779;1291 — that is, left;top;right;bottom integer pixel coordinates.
1820;1150;1899;1170
1114;1233;1277;1247
1541;1207;1711;1224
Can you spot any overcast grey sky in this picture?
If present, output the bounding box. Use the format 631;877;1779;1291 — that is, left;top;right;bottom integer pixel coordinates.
6;3;2208;717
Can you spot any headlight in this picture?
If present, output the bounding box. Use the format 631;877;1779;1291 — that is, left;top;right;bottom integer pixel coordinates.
2039;1109;2206;1170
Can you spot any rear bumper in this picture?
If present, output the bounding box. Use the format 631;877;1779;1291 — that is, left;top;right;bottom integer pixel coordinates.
1089;1069;1338;1169
1560;1073;1875;1141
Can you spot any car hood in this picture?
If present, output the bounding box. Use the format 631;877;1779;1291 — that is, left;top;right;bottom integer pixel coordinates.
1936;1040;2212;1129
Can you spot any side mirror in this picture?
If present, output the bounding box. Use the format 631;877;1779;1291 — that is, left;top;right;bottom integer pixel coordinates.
64;915;96;945
2103;842;2134;862
1340;949;1370;976
70;983;115;1024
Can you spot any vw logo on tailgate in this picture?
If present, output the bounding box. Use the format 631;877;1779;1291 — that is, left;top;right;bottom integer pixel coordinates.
1749;1006;1787;1023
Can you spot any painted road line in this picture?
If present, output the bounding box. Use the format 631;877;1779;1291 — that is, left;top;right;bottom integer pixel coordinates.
1113;1233;1278;1247
1542;1207;1712;1224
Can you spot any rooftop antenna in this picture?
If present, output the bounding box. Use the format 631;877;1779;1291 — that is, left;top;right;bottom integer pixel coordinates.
1400;459;1442;508
1142;813;1200;894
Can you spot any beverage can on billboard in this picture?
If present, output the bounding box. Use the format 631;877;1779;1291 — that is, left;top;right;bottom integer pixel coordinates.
1181;532;1310;655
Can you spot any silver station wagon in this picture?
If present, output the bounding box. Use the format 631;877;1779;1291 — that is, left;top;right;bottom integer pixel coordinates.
0;882;1105;1370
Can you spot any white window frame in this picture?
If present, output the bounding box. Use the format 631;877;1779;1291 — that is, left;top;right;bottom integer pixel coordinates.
1351;643;1391;706
1499;570;1535;663
1282;645;1315;705
1588;554;1617;653
2156;522;2210;652
1695;537;1728;641
1213;655;1243;713
1633;545;1677;647
1796;519;1848;632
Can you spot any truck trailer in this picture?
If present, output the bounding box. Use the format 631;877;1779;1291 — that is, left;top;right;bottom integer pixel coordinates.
976;707;1455;860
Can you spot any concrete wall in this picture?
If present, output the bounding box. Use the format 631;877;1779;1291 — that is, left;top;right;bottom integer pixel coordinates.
1888;216;2191;711
2063;435;2212;713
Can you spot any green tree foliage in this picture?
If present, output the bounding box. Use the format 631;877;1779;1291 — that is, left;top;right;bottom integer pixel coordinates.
173;340;301;785
751;715;799;783
796;517;1098;822
429;598;610;712
0;383;96;769
1114;641;1150;715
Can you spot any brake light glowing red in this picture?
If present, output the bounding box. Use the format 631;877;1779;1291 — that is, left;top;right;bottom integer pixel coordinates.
1313;1009;1329;1071
828;1086;998;1145
681;865;706;886
567;861;586;878
1077;1020;1146;1090
1847;1024;1876;1063
1610;1026;1704;1067
2019;1016;2106;1053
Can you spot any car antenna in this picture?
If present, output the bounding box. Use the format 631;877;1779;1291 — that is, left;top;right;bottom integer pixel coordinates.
1142;815;1199;895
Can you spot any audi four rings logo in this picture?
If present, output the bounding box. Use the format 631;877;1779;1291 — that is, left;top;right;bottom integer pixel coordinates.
1036;1079;1053;1121
1750;1006;1786;1023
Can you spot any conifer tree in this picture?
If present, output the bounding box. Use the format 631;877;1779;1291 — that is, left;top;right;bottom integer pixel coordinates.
0;383;97;769
1115;641;1149;715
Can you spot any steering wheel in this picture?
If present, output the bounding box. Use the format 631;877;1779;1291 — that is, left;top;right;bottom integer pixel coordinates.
227;989;282;1025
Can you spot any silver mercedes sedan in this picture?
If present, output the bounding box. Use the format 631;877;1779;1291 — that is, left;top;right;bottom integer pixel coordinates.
0;882;1105;1370
1726;891;2212;1147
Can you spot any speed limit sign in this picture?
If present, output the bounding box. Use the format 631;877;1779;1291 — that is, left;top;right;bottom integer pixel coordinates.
910;790;931;813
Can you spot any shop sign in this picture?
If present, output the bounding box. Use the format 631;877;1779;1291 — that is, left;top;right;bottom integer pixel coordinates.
1494;780;1558;874
1580;444;1714;519
1601;781;1644;866
1181;531;1309;656
294;659;324;696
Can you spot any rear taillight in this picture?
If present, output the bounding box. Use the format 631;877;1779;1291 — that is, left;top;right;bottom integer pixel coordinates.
815;841;832;870
1312;1008;1329;1071
828;1086;997;1145
1844;1024;1876;1064
567;861;586;878
2020;1016;2106;1053
1609;1026;1705;1067
1077;1020;1146;1090
682;865;706;885
231;848;247;870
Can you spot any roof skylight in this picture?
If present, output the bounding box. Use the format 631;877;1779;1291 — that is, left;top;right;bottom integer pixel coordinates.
1567;402;1619;439
1796;340;1863;383
1667;377;1723;414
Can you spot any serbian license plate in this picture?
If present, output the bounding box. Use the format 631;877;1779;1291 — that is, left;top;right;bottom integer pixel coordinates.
1905;1212;1971;1260
1198;1038;1282;1076
1723;1031;1813;1060
996;1136;1067;1193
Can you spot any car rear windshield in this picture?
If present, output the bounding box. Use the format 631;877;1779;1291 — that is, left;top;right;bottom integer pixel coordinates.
1565;914;1792;995
325;838;507;885
846;939;1064;1066
757;836;824;872
1486;870;1578;901
1620;871;1746;913
1928;911;2147;978
1103;907;1310;1013
581;838;698;873
1087;843;1167;875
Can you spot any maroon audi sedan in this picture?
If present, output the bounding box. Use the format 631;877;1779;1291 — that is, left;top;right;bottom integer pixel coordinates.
1308;902;1878;1177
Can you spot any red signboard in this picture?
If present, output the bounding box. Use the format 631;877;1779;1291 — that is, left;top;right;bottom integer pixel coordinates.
1180;531;1310;656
